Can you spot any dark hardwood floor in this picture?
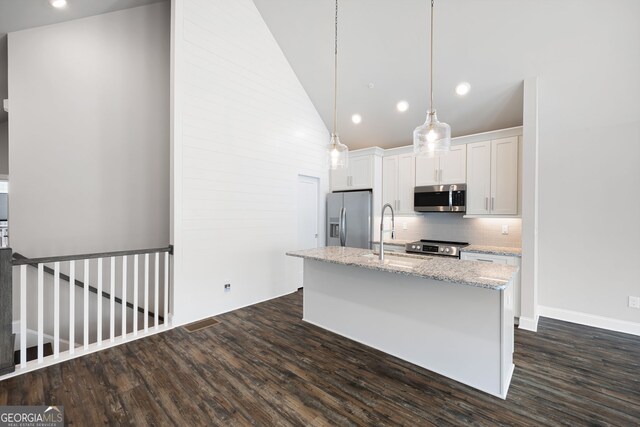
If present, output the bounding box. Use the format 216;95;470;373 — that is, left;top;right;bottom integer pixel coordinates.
1;290;638;426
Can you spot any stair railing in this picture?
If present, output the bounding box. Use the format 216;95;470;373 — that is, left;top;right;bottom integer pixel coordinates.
0;245;173;380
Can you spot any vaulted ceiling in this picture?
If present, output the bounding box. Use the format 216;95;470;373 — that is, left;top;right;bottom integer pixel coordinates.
252;0;532;150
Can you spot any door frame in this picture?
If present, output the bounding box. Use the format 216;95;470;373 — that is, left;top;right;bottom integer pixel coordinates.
297;174;321;249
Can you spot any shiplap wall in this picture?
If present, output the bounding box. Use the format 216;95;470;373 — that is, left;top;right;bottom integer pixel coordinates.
172;0;330;325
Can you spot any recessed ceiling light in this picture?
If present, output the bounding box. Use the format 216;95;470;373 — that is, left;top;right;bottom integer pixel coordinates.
455;82;471;96
351;114;362;124
49;0;67;8
396;101;409;112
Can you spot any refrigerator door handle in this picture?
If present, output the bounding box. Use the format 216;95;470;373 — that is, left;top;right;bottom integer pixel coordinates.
339;207;347;246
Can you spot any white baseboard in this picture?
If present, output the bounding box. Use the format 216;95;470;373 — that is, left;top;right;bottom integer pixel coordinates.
517;315;538;332
538;306;640;336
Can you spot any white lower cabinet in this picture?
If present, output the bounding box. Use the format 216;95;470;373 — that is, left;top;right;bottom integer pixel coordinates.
460;251;521;320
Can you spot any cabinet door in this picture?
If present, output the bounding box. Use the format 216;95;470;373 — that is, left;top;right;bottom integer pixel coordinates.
491;137;519;215
466;141;491;214
439;145;467;185
350;156;374;189
397;153;415;213
330;166;349;191
414;155;439;186
382;156;399;209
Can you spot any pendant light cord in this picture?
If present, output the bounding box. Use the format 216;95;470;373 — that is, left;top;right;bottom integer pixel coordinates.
429;0;434;113
333;0;339;136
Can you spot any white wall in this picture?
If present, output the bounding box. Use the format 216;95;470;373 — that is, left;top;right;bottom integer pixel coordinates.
0;122;7;176
171;0;330;325
8;2;170;257
535;1;640;329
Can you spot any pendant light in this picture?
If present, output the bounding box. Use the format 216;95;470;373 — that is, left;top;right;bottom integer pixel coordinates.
413;0;451;157
327;0;349;170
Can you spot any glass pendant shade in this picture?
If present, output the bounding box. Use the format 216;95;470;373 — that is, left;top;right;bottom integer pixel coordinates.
328;133;348;170
413;110;451;157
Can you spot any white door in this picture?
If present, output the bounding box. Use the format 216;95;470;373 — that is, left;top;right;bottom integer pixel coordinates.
466;141;491;214
397;153;415;213
415;155;439;186
297;175;320;287
382;155;399;210
491;137;519;215
439;145;467;185
298;175;319;250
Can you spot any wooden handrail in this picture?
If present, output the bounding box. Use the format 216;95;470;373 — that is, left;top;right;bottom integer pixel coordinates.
11;245;172;266
12;251;168;322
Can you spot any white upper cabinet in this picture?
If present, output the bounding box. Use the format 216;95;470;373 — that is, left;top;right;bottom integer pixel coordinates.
466;137;519;215
466;141;492;214
414;155;439;186
382;153;415;214
491;138;519;215
415;145;466;186
349;156;374;189
382;156;399;207
439;145;467;184
331;154;376;191
397;153;415;213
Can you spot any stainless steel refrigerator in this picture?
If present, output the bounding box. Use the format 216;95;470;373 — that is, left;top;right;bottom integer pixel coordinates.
327;191;372;249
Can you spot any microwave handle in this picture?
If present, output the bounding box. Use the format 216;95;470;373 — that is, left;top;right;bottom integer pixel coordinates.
449;186;453;211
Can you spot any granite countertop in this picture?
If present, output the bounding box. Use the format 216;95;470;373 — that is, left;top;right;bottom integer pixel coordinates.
371;239;412;247
461;245;522;257
286;246;518;291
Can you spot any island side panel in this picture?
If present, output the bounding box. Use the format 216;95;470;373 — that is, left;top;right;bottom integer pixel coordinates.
303;259;505;398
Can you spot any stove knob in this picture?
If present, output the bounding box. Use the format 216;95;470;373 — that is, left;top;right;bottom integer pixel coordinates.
440;248;444;252
445;247;451;253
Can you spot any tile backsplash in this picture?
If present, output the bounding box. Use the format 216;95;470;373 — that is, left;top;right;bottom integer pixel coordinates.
388;214;522;248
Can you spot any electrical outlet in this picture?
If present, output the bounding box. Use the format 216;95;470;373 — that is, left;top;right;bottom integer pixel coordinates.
224;283;231;293
403;221;408;231
501;225;509;235
629;296;640;309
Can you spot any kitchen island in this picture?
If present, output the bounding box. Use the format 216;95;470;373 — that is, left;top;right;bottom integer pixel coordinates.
286;246;518;399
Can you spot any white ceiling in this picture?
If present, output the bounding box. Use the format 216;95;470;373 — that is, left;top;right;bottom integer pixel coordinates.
0;0;167;34
251;0;531;150
0;0;168;123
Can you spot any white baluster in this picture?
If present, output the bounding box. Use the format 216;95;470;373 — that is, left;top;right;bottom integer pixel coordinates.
37;263;43;363
121;256;127;338
69;261;75;355
154;252;159;329
20;265;27;368
144;253;149;332
97;258;102;345
164;252;169;325
133;254;139;336
84;259;89;350
110;256;115;342
53;262;60;358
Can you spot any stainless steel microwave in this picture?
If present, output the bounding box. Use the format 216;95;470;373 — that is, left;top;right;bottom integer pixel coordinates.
414;184;466;212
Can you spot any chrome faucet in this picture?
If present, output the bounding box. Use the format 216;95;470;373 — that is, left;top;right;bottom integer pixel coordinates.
379;203;395;261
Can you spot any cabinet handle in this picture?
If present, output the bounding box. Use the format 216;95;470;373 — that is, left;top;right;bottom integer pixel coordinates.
477;258;494;263
485;197;488;211
491;197;495;211
397;200;401;211
434;169;437;182
439;169;443;182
